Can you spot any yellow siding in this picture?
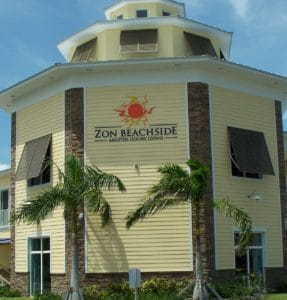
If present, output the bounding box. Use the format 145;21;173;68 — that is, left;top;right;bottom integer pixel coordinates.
15;94;65;273
0;173;10;239
211;86;282;269
86;83;192;272
0;244;10;269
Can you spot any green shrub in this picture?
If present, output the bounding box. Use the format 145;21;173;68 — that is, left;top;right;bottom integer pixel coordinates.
0;284;21;297
82;278;190;300
34;291;62;300
214;274;263;299
276;281;287;293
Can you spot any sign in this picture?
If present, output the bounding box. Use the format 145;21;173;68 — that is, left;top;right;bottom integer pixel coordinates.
94;95;178;143
129;268;141;289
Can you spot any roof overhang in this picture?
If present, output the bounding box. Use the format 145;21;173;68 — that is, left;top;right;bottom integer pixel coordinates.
104;0;186;19
57;16;232;61
1;56;287;114
0;169;11;177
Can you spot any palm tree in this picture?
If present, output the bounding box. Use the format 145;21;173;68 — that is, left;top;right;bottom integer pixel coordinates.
126;159;252;300
11;154;126;300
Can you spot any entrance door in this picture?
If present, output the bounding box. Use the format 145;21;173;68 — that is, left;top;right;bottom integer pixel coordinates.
29;237;51;295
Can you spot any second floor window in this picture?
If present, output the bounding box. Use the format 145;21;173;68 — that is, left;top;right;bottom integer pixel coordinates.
228;126;274;179
16;134;52;187
0;189;9;227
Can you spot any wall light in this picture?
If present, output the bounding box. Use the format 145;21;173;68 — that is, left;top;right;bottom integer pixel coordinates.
247;191;262;201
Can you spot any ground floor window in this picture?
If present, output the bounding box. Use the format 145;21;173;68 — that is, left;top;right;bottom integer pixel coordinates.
234;232;264;279
28;237;51;295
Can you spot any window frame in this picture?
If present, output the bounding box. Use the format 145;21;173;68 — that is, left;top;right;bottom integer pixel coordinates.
116;14;123;19
230;144;262;179
233;230;266;282
136;9;148;18
162;11;171;16
27;143;51;188
0;189;9;228
28;236;51;296
120;29;158;53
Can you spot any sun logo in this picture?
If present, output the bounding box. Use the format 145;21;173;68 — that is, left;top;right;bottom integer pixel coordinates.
115;95;156;126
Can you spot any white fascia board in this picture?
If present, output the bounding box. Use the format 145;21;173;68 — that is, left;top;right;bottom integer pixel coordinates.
1;57;287;113
57;16;232;61
104;0;185;19
0;169;11;177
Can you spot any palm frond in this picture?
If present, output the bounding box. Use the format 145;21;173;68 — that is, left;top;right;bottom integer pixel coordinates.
11;185;64;225
85;166;126;191
84;189;111;227
188;159;209;199
214;198;253;254
126;192;185;229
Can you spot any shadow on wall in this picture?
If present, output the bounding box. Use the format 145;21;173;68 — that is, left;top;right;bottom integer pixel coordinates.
87;218;129;272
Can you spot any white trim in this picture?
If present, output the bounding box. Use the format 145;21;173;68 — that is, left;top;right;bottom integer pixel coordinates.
104;0;185;19
1;57;287;114
84;87;88;273
208;85;218;270
62;90;66;274
185;82;193;271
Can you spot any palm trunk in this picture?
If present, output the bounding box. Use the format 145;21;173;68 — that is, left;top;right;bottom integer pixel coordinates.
192;200;209;300
66;209;83;300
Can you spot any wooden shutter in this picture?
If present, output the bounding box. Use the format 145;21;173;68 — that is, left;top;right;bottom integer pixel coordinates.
16;134;52;181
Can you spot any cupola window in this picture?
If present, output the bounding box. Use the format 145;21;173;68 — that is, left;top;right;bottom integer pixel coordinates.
117;14;123;20
71;38;97;63
185;32;217;57
120;29;158;53
136;9;148;18
162;11;171;16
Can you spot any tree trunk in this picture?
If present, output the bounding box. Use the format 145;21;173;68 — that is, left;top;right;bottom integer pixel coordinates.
66;209;84;300
192;201;209;300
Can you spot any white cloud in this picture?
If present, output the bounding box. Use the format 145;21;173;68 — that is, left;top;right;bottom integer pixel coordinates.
228;0;250;18
0;163;10;171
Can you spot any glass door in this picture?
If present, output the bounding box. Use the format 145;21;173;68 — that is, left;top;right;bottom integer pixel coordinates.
29;237;51;295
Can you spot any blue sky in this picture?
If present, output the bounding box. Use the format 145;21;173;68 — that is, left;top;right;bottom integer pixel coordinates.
0;0;287;169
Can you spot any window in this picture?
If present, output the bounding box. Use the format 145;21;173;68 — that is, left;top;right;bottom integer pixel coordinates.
230;145;261;179
136;9;148;18
120;29;158;53
29;237;51;295
27;144;51;187
0;190;9;227
162;11;171;16
16;134;52;186
234;232;264;279
184;32;217;57
71;38;97;63
228;127;274;178
117;14;123;19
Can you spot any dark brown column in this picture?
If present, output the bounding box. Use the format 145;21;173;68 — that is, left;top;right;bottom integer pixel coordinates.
187;82;215;273
10;113;29;295
264;101;287;290
52;88;85;294
275;100;287;269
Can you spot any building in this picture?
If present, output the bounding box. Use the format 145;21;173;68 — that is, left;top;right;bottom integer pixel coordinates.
0;0;287;296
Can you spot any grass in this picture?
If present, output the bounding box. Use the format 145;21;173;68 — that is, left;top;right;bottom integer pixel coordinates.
261;295;287;300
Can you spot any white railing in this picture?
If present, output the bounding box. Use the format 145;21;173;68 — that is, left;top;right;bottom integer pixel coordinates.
0;274;10;286
120;43;158;53
0;209;9;227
